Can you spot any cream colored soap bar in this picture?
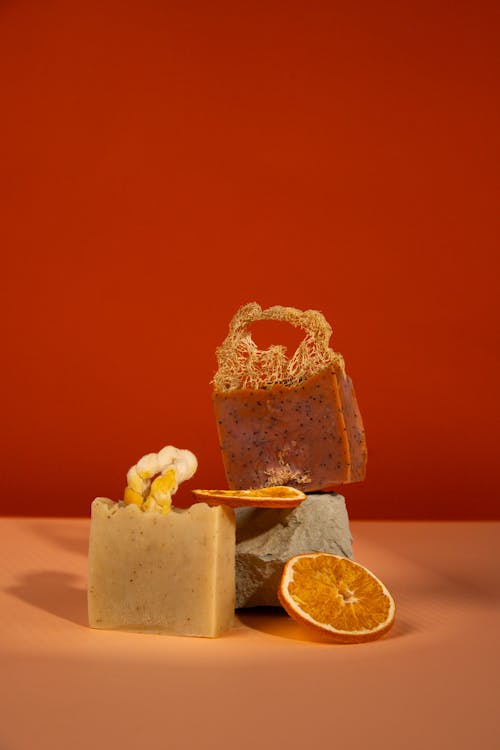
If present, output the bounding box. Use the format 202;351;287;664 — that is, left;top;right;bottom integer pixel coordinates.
88;498;235;637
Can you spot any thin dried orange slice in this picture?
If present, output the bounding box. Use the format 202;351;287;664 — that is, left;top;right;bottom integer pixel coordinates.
192;486;306;508
279;553;395;643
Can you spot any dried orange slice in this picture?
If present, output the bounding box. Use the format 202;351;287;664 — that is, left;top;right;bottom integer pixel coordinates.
278;553;396;643
192;486;306;508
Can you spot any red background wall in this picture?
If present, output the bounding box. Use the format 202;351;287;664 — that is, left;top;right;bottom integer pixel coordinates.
1;0;498;519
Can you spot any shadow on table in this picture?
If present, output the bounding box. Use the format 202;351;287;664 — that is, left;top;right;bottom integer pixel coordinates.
26;520;89;557
8;571;87;627
237;607;414;642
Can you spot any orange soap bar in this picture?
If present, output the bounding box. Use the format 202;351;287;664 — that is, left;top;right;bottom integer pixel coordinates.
213;364;366;492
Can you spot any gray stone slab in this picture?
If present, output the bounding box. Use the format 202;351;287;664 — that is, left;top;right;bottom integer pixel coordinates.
235;493;352;608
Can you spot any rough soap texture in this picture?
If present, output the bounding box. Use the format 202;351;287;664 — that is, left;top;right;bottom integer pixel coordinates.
214;365;367;493
88;498;235;637
235;493;352;608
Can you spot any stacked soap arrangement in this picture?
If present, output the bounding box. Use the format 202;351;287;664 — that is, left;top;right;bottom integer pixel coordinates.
211;303;366;608
88;303;395;642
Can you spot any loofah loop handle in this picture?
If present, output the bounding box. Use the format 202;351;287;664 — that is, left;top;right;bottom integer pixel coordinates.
213;302;344;391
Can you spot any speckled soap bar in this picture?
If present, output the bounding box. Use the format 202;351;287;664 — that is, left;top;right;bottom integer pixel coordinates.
213;364;366;492
88;498;235;637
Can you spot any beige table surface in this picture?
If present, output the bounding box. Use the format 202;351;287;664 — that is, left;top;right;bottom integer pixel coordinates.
1;517;499;750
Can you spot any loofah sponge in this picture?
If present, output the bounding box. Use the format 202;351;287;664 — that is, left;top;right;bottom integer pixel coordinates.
213;302;345;392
